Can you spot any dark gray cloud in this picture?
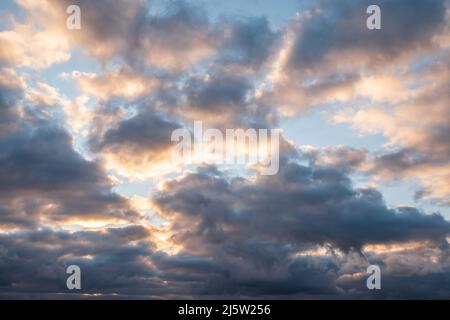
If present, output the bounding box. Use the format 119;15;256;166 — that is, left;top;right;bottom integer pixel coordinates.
0;226;340;298
6;0;284;74
87;106;183;178
1;155;450;298
0;227;160;299
180;70;278;127
0;69;121;228
337;245;450;299
93;109;180;154
261;0;449;115
0;78;139;227
0;123;138;227
289;0;447;71
184;74;251;114
371;148;450;206
145;158;450;297
373;149;430;173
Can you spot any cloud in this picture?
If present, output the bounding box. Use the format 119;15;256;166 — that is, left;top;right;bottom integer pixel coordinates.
0;0;449;299
0;72;140;228
0;123;142;227
11;0;282;74
300;145;368;172
182;73;254;124
146;159;450;297
90;109;182;179
0;226;160;298
287;0;446;71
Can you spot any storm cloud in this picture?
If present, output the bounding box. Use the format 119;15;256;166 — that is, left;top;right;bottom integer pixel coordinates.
0;0;449;300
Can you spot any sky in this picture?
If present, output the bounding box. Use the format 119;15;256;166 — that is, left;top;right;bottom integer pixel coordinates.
0;0;449;299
